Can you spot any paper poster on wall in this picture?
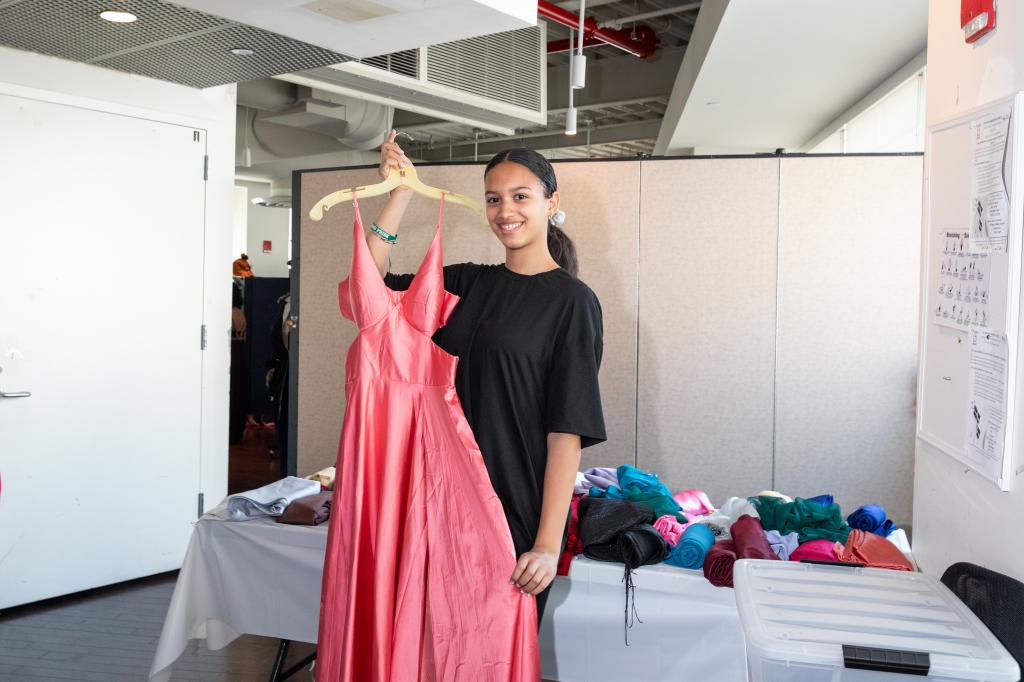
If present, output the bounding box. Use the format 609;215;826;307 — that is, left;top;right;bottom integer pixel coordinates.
965;330;1009;483
968;110;1011;252
934;230;991;330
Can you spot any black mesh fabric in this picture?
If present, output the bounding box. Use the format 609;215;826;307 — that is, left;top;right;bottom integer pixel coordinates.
584;524;669;568
941;562;1024;670
578;497;655;561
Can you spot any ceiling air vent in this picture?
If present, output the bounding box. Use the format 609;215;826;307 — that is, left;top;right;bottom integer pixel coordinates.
277;25;545;135
426;28;542;112
361;49;418;79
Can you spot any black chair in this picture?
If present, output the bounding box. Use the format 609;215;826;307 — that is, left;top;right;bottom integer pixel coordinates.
941;562;1024;671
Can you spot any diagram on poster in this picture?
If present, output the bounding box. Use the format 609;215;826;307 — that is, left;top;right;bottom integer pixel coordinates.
969;110;1011;252
966;330;1009;483
934;230;991;330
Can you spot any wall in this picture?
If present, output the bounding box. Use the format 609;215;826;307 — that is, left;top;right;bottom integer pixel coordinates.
246;204;291;278
295;156;922;519
233;186;248;262
913;2;1024;579
811;70;927;154
0;45;235;523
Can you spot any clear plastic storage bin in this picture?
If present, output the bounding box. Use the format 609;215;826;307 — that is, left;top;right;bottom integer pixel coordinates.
733;559;1019;682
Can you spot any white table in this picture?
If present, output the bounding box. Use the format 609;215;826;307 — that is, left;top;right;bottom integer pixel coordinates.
150;515;748;681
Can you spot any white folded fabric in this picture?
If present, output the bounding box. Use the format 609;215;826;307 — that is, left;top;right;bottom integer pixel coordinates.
698;496;760;540
208;477;321;521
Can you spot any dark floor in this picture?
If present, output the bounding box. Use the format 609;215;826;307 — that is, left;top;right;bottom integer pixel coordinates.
0;573;316;681
229;423;283;495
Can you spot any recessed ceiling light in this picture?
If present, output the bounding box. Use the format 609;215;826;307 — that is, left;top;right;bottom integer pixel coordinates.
230;48;255;56
99;10;138;23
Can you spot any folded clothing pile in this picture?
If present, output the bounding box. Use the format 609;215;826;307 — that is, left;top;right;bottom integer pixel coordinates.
846;504;899;537
579;497;669;568
698;497;759;540
209;476;321;521
305;466;336;490
835;529;914;571
702;514;777;587
751;496;851;544
276;491;332;525
589;465;686;522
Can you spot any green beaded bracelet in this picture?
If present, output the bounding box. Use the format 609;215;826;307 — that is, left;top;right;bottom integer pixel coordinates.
371;222;397;244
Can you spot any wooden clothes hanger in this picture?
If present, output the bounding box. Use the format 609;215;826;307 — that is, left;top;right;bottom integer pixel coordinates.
308;166;483;221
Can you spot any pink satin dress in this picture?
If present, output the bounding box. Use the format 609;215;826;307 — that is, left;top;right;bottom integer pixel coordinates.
316;197;540;682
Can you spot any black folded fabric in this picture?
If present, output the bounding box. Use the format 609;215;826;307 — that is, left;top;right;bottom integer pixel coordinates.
579;497;667;568
579;497;653;543
585;524;669;568
276;491;332;525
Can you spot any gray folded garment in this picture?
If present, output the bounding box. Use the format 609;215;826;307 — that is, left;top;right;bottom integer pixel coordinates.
208;476;321;521
276;491;332;525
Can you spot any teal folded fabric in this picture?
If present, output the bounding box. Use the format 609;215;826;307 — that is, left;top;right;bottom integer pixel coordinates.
665;523;715;569
590;464;686;522
751;496;851;544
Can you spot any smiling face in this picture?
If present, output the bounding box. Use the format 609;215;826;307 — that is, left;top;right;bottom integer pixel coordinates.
484;161;559;253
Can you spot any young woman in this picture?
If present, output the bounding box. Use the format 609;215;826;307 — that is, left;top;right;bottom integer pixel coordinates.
367;131;607;621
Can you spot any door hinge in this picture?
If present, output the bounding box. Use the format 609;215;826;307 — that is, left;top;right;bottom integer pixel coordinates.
197;493;205;518
203;155;209;181
200;324;208;350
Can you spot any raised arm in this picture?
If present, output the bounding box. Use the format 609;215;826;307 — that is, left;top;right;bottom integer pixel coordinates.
367;130;415;278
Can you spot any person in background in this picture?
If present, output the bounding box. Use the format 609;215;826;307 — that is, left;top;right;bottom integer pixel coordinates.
233;253;253;278
228;282;249;445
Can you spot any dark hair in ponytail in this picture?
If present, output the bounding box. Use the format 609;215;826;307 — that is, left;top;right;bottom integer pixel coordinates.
484;149;579;278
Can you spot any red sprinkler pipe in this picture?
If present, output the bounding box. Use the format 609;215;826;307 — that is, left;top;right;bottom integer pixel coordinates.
537;0;660;59
546;25;658;56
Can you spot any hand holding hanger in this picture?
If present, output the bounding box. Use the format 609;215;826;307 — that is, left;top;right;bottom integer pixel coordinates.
309;130;483;221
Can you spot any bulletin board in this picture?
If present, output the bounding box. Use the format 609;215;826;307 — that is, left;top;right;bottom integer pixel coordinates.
918;93;1024;489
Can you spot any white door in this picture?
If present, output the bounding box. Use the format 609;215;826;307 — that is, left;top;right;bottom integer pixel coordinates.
0;93;207;609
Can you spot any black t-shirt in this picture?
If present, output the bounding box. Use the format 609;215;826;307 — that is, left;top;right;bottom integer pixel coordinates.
384;263;606;554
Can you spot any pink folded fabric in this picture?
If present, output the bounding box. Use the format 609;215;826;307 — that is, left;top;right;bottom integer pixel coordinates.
674;489;715;517
788;539;839;562
835;529;914;571
654;515;686;545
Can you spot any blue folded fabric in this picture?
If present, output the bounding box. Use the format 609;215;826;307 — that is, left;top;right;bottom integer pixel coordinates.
806;494;834;507
846;504;898;536
590;464;683;514
665;523;715;569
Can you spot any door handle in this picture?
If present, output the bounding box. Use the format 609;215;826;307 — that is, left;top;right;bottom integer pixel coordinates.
0;389;30;398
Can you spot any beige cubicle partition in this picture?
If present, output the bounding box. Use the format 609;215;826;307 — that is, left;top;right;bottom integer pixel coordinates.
774;156;921;525
637;158;780;505
295;154;922;524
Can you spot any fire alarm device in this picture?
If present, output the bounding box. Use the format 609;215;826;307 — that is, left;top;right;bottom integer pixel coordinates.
962;0;996;43
263;240;272;253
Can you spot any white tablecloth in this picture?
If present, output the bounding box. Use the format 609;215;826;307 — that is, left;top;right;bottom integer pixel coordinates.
150;516;747;681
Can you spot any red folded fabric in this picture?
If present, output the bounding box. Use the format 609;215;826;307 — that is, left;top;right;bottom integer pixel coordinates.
557;493;585;576
703;540;737;587
731;514;778;560
788;539;839;562
836;529;913;571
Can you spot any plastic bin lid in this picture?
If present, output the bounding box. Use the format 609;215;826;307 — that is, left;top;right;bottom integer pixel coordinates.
733;560;1020;681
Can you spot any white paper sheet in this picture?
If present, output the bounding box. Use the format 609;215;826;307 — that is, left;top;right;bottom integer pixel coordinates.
966;330;1009;483
934;230;992;330
968;110;1011;252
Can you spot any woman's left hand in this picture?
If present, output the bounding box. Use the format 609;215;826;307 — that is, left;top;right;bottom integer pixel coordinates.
510;548;558;596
